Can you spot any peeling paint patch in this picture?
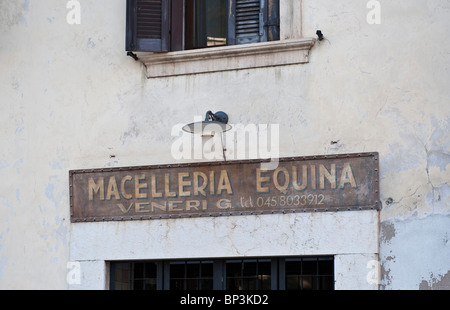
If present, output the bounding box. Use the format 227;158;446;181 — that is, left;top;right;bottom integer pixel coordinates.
45;183;58;211
419;270;450;290
380;215;450;289
15;118;24;135
426;151;450;172
50;160;62;171
425;184;450;211
87;38;96;49
45;175;66;212
380;221;396;243
36;215;68;271
0;160;10;170
382;135;424;175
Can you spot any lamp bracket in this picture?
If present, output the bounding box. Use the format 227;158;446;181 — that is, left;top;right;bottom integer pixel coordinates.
205;111;229;124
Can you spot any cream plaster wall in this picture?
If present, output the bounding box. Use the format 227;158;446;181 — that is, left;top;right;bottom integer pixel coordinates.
70;211;379;289
0;0;449;289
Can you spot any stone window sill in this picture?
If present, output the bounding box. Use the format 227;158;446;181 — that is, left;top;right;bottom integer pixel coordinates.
138;38;316;78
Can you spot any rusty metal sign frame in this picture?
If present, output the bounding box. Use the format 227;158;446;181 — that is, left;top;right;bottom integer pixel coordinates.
69;152;380;223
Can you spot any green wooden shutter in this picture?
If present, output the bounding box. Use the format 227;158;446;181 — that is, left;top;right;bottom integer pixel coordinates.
126;0;170;52
228;0;279;46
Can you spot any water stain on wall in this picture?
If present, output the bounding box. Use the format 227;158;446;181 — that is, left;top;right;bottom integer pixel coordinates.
0;0;30;30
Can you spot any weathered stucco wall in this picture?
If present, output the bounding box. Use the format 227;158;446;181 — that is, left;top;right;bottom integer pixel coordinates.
0;0;449;289
301;0;450;289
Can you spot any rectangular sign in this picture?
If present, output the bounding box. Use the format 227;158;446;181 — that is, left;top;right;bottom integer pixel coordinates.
70;153;380;222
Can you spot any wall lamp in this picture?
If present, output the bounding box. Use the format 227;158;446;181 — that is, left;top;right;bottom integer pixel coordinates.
182;111;232;137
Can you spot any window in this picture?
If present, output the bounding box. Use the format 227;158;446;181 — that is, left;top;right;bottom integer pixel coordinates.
283;257;335;290
110;261;163;290
110;256;334;290
132;261;159;290
126;0;280;52
226;258;272;290
126;0;314;78
184;0;227;49
170;260;214;290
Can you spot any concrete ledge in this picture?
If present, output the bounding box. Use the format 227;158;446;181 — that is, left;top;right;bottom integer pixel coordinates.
139;38;316;78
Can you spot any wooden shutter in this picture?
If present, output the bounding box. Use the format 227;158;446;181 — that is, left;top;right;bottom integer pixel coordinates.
227;0;279;46
126;0;170;52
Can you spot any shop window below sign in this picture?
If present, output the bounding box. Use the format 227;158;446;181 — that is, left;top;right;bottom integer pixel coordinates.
110;256;334;290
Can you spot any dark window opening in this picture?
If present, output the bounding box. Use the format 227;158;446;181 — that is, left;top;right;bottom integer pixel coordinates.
170;260;214;290
126;0;280;52
110;256;334;290
284;257;335;290
185;0;227;50
226;258;272;290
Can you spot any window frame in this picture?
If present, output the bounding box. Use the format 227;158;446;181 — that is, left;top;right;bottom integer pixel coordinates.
126;0;280;53
109;256;335;290
126;0;314;78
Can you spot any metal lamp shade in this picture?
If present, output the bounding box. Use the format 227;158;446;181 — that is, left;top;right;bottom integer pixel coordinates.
182;121;232;136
